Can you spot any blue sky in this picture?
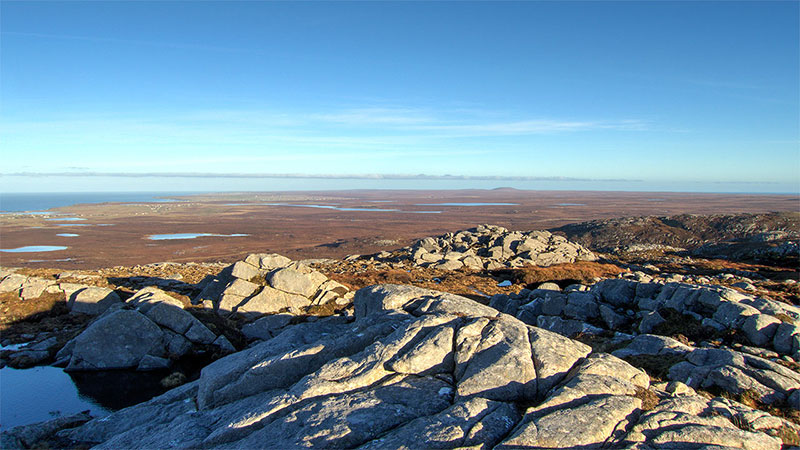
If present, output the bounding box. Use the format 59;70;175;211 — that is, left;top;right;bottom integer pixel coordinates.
1;1;798;193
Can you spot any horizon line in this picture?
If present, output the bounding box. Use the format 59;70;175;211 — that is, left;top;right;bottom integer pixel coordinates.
1;171;642;183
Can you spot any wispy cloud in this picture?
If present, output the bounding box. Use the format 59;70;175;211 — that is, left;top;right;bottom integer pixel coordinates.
1;105;652;173
2;107;650;143
408;119;649;136
309;108;436;126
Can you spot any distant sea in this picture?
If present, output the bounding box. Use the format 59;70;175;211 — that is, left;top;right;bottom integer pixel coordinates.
0;192;200;213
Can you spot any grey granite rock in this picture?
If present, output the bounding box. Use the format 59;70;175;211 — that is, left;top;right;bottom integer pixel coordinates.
66;309;165;371
742;314;781;347
54;282;791;450
68;287;122;315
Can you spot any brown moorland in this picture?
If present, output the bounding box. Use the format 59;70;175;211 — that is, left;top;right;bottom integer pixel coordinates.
1;189;797;269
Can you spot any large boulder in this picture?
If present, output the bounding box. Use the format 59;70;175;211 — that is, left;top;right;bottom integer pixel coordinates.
66;309;167;371
61;287;229;371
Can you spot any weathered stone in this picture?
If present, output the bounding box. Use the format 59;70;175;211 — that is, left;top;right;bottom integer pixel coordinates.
0;273;26;294
703;365;785;404
20;277;54;299
184;321;216;344
742;314;781;347
354;284;437;317
245;253;292;270
540;292;567;316
455;317;536;402
217;293;246;314
536;315;603;337
462;255;484;270
528;327;592;397
267;267;326;297
595;278;637;307
713;302;761;328
3;411;92;448
773;322;800;354
59;381;200;445
636;282;663;300
498;395;641;449
435;259;464;270
687;349;741;370
196;313;405;409
127;286;184;313
356;284;499;319
213;335;236;353
144;301;195;335
613;334;693;359
574;353;651;389
237;285;310;315
164;330;192;357
564;291;599;321
664;285;702;311
223;376;452;449
58;282;87;300
359;397;520;450
639;310;666;334
223;278;259;298
193;265;234;304
68;287;122;315
600;303;627;329
646;423;781;450
230;261;261;280
66;310;165;371
703;317;727;331
28;336;59;352
8;349;50;367
388;321;457;375
538;282;561;291
241;314;293;341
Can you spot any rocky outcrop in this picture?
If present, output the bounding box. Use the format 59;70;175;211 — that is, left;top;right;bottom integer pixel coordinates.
1;411;92;449
368;224;597;269
57;287;231;371
492;278;800;360
0;271;124;315
194;253;351;318
488;276;800;435
551;212;800;257
57;285;787;449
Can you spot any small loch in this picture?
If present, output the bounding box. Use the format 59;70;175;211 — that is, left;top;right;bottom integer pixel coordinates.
148;233;249;240
0;246;68;253
414;202;519;206
264;203;399;212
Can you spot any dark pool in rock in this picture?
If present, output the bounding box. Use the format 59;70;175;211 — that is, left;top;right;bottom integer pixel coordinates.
0;366;179;431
